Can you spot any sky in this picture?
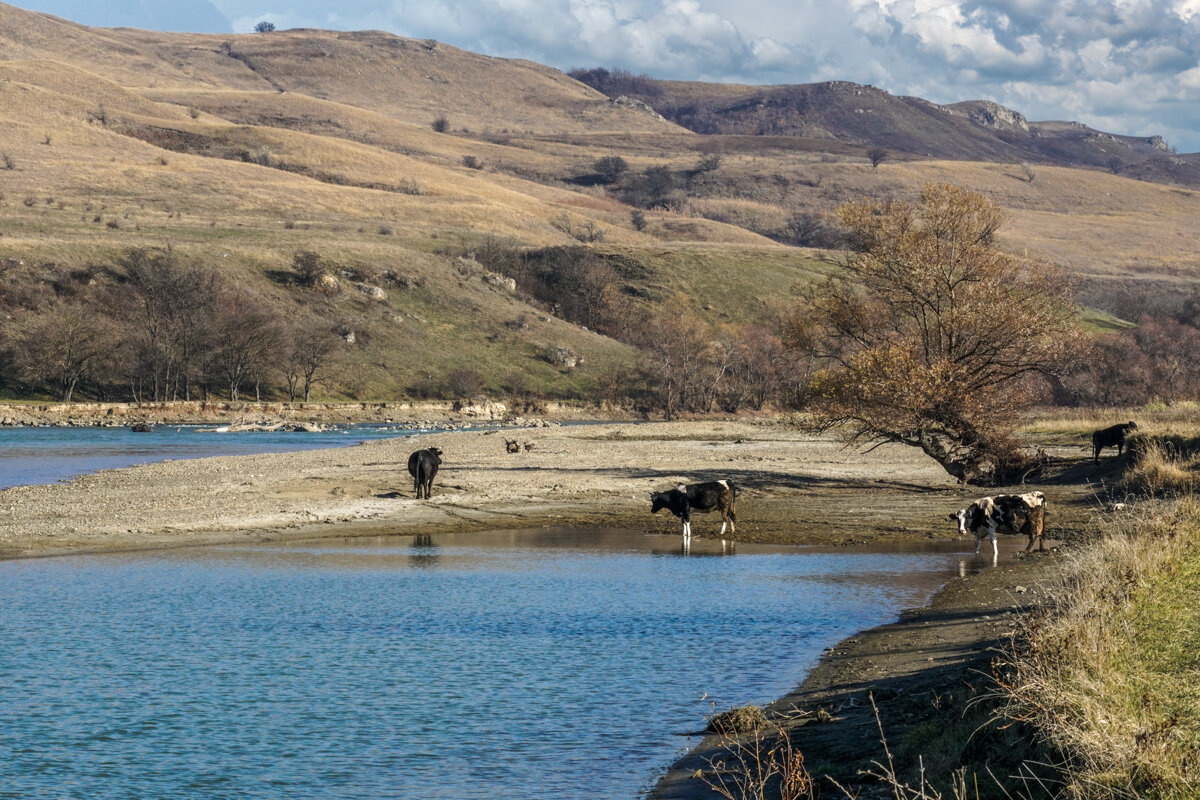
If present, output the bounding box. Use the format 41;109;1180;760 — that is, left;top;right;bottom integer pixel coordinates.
13;0;1200;152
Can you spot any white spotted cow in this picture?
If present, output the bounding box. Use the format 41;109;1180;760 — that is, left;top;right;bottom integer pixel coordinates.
650;480;737;548
950;491;1047;561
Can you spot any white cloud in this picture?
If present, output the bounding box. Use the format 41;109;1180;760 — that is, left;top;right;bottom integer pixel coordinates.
24;0;1200;150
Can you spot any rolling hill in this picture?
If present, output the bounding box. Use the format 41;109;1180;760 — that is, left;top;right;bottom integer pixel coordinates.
0;2;1197;405
570;70;1200;186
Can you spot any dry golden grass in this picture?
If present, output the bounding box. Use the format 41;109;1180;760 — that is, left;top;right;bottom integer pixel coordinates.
1022;403;1200;443
4;2;1200;403
1001;498;1200;799
1123;440;1200;495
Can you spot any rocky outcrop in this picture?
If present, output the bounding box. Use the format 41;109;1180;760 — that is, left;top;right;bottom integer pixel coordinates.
951;100;1029;133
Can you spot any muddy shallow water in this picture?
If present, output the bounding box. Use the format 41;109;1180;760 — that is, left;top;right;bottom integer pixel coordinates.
0;528;987;800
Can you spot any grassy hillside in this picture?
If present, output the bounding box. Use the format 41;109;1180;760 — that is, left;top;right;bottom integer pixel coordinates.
0;2;1197;404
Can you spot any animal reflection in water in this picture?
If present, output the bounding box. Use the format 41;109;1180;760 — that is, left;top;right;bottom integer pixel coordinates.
409;533;439;568
650;480;738;553
950;491;1047;567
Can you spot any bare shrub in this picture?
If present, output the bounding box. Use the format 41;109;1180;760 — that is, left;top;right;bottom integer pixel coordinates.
594;155;628;184
701;722;814;800
291;250;326;287
431;116;449;133
707;705;767;734
446;367;484;398
395;177;421;195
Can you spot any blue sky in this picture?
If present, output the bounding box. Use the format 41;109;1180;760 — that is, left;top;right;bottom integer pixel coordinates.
13;0;1200;152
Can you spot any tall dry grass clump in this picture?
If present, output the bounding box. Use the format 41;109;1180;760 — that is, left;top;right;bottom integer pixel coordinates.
1122;437;1200;495
999;498;1200;799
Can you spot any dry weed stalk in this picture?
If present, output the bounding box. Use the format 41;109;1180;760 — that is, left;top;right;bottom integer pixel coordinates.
702;722;815;800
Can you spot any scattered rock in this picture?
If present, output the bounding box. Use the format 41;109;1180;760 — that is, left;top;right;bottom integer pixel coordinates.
356;282;387;301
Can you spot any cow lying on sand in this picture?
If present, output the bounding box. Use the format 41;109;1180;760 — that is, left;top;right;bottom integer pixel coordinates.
1092;421;1138;463
650;480;737;544
407;447;443;500
950;491;1047;559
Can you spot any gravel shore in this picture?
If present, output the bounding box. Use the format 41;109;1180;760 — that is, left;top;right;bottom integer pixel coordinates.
0;418;968;560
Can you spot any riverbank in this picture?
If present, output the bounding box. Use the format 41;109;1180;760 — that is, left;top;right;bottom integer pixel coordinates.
0;399;585;428
651;548;1067;798
0;418;965;558
0;417;1102;796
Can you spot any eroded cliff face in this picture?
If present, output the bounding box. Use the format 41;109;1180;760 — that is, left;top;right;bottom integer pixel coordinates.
952;99;1031;133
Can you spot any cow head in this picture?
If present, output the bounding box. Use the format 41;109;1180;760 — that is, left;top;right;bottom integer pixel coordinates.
949;508;969;536
650;492;669;514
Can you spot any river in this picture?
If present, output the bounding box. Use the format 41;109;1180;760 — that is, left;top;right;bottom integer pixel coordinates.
0;528;975;799
0;424;450;489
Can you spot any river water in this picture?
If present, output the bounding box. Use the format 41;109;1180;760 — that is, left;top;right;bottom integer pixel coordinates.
0;424;447;489
0;529;975;799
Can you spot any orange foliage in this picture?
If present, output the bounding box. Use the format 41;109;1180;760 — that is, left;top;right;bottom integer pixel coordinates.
792;183;1085;483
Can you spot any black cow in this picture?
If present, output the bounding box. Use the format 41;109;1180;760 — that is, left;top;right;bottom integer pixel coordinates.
1092;421;1138;463
407;447;443;499
650;480;737;544
950;491;1047;559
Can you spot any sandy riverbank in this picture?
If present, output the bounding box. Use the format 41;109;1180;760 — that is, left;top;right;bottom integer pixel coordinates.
0;418;982;559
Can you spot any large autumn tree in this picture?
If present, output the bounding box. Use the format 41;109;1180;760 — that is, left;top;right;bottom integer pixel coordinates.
788;183;1085;484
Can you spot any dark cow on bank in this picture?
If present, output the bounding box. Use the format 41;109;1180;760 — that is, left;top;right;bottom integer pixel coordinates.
950;491;1047;559
1092;421;1138;463
407;447;443;500
650;480;737;544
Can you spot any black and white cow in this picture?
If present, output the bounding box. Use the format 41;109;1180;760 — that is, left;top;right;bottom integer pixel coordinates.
650;480;737;545
950;491;1047;559
407;447;443;500
1092;421;1138;463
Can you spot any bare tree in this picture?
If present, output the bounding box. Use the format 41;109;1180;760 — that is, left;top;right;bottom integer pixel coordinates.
15;302;113;401
639;296;723;419
866;147;888;168
120;249;218;401
283;319;340;402
594;156;628;184
209;289;282;401
788;183;1084;483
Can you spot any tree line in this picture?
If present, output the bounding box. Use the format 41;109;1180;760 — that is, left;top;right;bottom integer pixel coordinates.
0;249;342;403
